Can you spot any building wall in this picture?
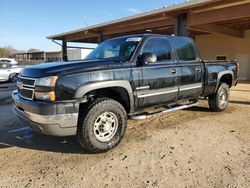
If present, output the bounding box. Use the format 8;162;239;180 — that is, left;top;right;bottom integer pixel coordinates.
195;30;250;80
80;49;92;59
30;52;44;60
67;49;81;60
45;52;62;62
14;52;45;65
67;49;92;61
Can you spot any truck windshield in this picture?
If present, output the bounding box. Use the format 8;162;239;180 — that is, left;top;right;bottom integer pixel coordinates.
85;37;141;62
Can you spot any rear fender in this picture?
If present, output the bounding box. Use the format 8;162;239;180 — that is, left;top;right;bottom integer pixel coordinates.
214;70;234;92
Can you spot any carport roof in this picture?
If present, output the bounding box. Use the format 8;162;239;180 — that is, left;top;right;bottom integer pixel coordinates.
47;0;250;43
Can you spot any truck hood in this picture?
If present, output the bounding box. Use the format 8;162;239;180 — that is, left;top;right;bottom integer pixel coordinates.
20;60;123;78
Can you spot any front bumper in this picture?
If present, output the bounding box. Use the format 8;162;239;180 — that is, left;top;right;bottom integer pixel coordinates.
12;90;79;136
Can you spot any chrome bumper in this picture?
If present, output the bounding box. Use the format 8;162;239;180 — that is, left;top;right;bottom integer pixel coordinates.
12;91;79;136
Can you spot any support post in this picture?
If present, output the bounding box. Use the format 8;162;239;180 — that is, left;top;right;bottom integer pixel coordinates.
175;13;188;36
99;32;103;44
44;52;46;62
62;40;68;61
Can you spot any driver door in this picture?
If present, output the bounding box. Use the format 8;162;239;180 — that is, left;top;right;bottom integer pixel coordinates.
135;37;179;108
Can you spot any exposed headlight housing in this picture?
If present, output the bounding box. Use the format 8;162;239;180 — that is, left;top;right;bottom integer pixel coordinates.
35;76;58;101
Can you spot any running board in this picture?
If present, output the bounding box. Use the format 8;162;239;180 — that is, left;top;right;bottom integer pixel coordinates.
129;102;198;120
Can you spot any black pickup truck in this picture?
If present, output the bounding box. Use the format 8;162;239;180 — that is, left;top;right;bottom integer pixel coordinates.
12;34;239;153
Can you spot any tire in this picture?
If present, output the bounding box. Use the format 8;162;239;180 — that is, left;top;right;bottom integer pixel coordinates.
77;98;127;153
9;73;18;83
208;83;230;112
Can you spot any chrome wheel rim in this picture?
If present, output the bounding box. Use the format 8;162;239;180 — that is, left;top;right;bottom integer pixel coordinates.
219;88;228;106
93;111;118;142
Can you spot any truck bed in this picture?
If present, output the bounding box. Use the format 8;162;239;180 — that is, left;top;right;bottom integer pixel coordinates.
202;60;238;96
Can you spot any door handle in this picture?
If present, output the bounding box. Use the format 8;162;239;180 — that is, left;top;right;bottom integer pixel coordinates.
195;67;201;72
170;68;177;74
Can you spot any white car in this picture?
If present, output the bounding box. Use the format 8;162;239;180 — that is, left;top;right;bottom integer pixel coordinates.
0;58;19;65
0;62;23;82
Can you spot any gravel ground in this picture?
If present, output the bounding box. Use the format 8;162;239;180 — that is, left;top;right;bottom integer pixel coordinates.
0;82;249;188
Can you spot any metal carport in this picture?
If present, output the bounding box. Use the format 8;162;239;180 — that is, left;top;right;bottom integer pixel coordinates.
47;0;250;70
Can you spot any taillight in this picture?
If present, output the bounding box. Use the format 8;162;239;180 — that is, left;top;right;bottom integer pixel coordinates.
236;62;240;77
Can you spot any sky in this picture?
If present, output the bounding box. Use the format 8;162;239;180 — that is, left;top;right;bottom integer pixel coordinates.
0;0;185;51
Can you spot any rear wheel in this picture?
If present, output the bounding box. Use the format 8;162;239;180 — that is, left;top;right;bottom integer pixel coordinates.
77;98;127;153
209;83;230;112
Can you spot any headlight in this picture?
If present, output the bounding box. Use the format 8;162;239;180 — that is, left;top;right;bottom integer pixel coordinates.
35;76;58;101
35;76;58;87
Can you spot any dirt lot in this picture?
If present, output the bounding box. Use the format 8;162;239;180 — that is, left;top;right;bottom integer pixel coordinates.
0;83;249;188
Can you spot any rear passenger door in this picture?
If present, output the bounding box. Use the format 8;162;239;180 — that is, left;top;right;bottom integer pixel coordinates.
170;37;203;100
136;37;179;108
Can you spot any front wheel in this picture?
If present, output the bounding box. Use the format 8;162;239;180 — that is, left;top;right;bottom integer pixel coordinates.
77;98;127;153
9;73;18;83
208;83;230;112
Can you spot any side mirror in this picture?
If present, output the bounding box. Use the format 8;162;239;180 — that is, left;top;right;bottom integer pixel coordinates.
137;53;157;66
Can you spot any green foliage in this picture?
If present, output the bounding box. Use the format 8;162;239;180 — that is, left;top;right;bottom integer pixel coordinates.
0;46;18;58
0;46;40;58
27;48;40;52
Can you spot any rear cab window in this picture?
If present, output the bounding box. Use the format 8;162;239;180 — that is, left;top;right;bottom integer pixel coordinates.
172;37;197;62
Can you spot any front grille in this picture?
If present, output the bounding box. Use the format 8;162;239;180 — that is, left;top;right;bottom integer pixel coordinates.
17;76;36;100
18;77;35;86
18;87;33;100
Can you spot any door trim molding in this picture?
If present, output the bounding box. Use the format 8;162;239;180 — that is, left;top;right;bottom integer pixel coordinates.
135;86;150;91
179;83;202;91
136;83;202;98
137;86;178;98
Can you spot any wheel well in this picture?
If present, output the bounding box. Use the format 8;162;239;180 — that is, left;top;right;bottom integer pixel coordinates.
220;74;232;88
80;87;131;113
9;72;17;76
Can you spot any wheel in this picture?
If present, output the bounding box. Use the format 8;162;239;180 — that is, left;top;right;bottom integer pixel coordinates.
77;98;127;153
208;83;230;112
9;73;18;83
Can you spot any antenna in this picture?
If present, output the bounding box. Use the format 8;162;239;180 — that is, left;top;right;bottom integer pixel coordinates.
83;16;88;27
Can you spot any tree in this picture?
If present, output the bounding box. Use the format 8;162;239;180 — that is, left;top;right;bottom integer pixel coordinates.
0;48;5;57
27;48;40;52
0;46;18;58
0;46;40;58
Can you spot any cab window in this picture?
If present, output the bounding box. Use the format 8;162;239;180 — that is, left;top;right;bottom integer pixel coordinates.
142;38;172;62
173;38;196;61
86;37;140;62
